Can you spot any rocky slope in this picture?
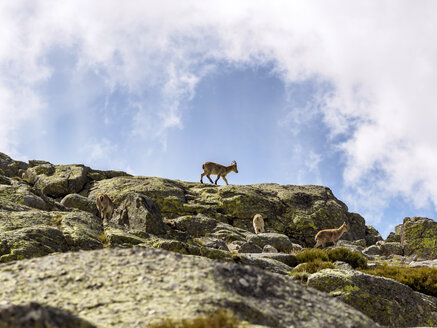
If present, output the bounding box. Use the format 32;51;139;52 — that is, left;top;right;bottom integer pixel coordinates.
0;152;436;327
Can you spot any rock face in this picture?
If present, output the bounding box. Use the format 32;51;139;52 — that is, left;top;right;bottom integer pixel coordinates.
0;302;96;328
0;248;379;328
111;193;167;235
307;269;437;327
401;217;437;260
4;152;437;327
90;177;368;247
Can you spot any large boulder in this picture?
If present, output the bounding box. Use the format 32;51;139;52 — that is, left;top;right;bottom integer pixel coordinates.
0;152;28;178
111;193;167;235
0;210;103;262
247;232;293;253
0;247;379;328
26;164;89;198
401;217;437;260
90;178;368;247
61;193;98;215
0;302;96;328
0;178;64;211
364;225;383;246
307;269;437;327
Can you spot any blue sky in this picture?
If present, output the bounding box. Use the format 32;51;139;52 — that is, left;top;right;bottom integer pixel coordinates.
2;1;437;237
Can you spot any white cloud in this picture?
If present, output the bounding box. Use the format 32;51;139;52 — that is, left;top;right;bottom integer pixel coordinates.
1;1;437;222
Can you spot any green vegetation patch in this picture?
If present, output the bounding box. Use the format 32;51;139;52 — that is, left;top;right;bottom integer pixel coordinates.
326;248;367;269
361;264;437;297
295;248;329;263
149;309;240;328
295;247;367;269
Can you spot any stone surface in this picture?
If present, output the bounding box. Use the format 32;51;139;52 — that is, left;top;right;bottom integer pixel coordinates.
307;269;437;327
385;232;401;242
61;193;98;215
247;232;293;253
363;245;382;256
0;152;28;178
365;225;383;246
263;244;278;253
89;178;369;247
377;241;403;256
401;217;437;260
111;193;167;235
238;241;263;253
0;248;379;328
26;164;89;198
0;302;96;328
0;210;103;262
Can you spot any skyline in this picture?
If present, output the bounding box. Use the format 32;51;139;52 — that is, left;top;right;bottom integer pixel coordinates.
2;1;437;237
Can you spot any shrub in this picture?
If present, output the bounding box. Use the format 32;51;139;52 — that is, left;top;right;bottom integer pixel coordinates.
295;249;329;263
290;259;336;283
293;258;336;274
361;264;437;297
148;309;240;328
326;247;367;269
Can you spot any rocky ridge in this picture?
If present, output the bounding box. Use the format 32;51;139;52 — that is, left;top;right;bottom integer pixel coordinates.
0;152;436;327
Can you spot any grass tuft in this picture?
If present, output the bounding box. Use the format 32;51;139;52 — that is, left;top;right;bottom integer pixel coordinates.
326;248;367;269
361;263;437;297
148;309;240;328
295;248;329;263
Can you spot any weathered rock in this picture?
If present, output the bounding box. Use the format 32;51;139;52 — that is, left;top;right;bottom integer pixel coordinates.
90;178;368;247
61;193;98;215
365;225;383;246
195;237;229;251
111;193;167;235
307;269;437;327
238;242;263;253
385;231;401;242
247;232;293;253
0;152;28;178
0;210;103;262
0;179;64;212
0;302;96;328
335;240;365;252
166;214;220;237
377;241;403;256
333;261;353;270
401;217;437;260
263;244;278;253
0;248;379;328
26;164;89;198
363;245;382;256
89;176;188;218
243;253;298;268
409;259;437;268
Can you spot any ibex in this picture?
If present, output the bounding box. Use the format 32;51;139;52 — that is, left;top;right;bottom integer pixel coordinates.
96;193;115;221
200;161;238;185
253;214;265;234
314;222;349;248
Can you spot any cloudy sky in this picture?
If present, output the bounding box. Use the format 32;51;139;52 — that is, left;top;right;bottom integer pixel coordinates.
1;1;437;237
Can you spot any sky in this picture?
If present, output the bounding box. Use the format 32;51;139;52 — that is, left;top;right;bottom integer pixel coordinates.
1;1;437;237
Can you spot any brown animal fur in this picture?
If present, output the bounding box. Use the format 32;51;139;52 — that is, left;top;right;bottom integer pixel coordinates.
253;214;265;234
200;161;238;185
314;222;349;248
96;193;115;221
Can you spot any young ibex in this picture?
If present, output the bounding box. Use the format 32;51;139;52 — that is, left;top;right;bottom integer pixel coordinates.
253;214;265;234
200;161;238;185
314;222;349;248
96;193;115;221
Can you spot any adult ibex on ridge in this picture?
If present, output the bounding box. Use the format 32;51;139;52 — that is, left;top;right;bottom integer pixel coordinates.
200;161;238;185
314;222;349;248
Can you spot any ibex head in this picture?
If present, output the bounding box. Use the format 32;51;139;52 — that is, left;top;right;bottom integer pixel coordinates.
231;160;238;173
